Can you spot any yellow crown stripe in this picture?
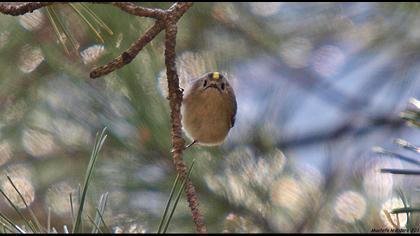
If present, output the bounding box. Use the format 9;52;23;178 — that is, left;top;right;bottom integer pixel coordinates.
212;72;220;80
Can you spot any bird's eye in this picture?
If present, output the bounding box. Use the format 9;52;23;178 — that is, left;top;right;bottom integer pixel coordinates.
221;83;225;90
203;80;207;87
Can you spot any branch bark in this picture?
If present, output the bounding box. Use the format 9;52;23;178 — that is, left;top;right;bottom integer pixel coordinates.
90;20;165;78
111;2;165;19
0;2;56;16
0;1;206;233
90;2;193;78
164;6;207;233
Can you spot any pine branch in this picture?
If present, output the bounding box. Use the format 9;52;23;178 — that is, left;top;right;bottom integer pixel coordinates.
111;2;165;19
0;2;57;16
89;19;165;78
164;4;206;233
0;1;205;233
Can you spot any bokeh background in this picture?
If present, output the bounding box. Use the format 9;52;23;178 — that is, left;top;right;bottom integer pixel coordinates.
0;2;419;233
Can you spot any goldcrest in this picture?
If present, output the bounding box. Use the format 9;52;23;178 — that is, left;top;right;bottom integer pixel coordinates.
182;72;237;146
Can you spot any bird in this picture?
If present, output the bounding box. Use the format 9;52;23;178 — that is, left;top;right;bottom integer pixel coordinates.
181;72;237;148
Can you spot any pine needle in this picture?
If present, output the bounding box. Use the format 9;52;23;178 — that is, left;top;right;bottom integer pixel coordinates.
157;173;181;233
80;3;114;35
0;188;36;232
0;211;25;233
45;6;70;55
49;6;80;54
72;127;108;233
162;160;196;233
69;3;105;43
6;175;42;232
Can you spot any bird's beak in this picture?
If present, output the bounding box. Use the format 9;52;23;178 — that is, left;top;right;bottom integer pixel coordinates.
205;84;222;93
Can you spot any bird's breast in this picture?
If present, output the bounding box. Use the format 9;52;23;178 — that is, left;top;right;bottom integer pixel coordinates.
181;89;232;145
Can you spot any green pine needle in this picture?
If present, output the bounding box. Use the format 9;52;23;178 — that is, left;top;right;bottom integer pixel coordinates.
45;3;113;55
0;211;25;233
80;3;114;36
0;187;36;232
6;175;42;232
162;160;196;234
69;3;105;43
72;127;108;233
45;6;71;55
157;173;181;233
49;6;80;54
87;214;103;233
95;207;111;233
91;192;109;233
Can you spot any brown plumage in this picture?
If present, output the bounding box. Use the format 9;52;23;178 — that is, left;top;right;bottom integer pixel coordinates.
182;72;237;146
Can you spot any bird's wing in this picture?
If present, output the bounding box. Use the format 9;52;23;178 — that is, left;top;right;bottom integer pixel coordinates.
230;94;237;128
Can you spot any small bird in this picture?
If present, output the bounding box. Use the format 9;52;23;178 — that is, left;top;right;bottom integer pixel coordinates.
181;72;237;147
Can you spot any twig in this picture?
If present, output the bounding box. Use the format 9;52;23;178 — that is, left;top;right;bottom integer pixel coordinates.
0;2;56;16
0;2;162;18
1;2;205;232
164;4;206;233
0;2;189;79
90;2;192;78
111;2;165;19
89;20;165;78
